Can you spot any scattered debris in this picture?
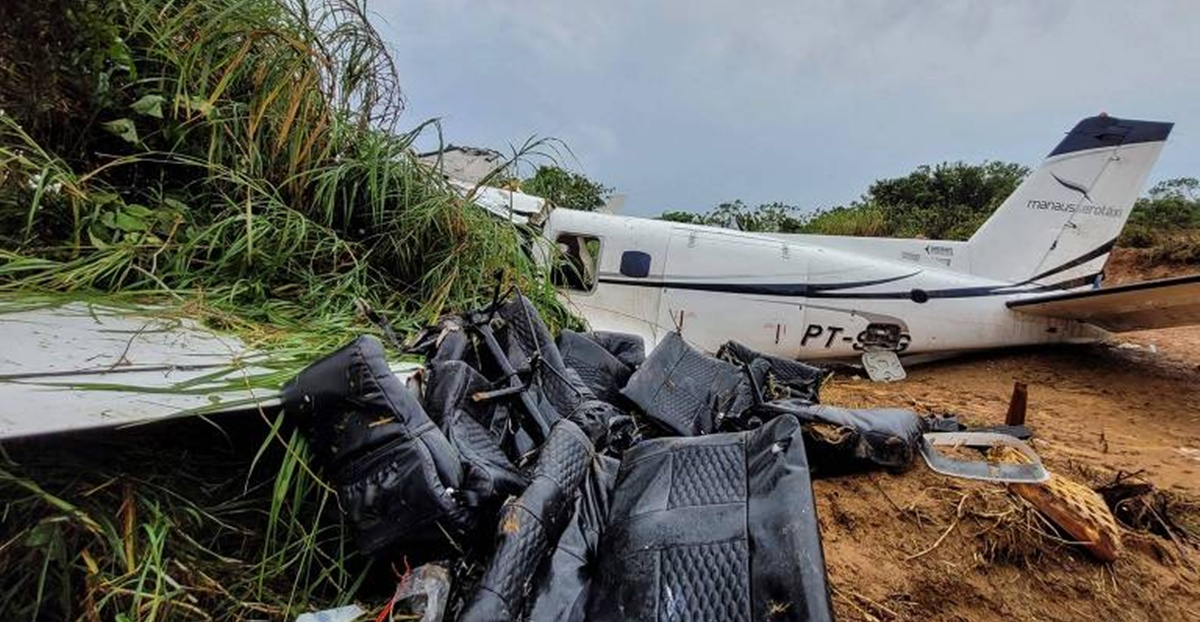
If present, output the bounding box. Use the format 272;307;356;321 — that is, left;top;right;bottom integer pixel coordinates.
267;290;1193;617
922;413;1034;440
1097;474;1199;548
389;564;452;622
716;340;826;402
918;432;1126;563
861;350;907;382
919;432;1049;484
754;401;925;473
417;145;509;185
1005;381;1028;426
282;294;846;620
295;604;366;622
1010;473;1123;563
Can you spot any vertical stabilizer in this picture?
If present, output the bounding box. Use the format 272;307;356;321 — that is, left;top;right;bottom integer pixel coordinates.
968;115;1172;286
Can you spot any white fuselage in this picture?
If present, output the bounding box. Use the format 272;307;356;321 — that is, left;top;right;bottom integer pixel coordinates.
542;209;1104;360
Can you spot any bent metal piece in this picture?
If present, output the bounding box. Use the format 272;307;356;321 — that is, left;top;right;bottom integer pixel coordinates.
471;315;552;444
919;432;1049;484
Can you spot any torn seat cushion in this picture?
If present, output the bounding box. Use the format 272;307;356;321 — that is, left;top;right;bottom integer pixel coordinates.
424;360;527;503
423;360;495;428
526;455;621;622
717;340;826;403
585;331;646;369
752;400;924;473
442;410;527;507
494;295;579;425
558;329;635;405
620;332;745;436
280;336;469;556
587;415;833;622
460;419;596;622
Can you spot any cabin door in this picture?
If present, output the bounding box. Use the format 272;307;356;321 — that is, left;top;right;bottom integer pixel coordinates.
550;215;670;346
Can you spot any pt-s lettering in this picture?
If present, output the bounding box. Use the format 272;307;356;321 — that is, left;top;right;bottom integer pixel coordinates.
801;323;912;352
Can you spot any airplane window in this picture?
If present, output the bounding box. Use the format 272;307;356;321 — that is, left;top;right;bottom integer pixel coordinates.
552;233;601;292
619;250;652;278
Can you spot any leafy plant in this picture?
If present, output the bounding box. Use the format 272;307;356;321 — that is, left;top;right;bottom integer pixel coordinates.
658;161;1027;240
0;0;568;332
0;0;573;618
657;200;807;233
520;165;611;211
1119;178;1200;257
799;204;891;237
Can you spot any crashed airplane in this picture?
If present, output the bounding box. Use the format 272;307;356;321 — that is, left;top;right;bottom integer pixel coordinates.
2;113;1197;438
0;115;1190;620
542;114;1198;376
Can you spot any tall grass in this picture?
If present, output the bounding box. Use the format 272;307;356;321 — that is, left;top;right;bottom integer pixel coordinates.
0;0;571;618
0;413;369;620
0;0;565;334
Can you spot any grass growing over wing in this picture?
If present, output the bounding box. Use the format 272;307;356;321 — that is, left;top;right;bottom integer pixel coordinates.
0;0;573;618
0;0;568;337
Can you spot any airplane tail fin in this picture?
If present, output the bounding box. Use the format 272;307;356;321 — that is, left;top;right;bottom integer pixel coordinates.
967;115;1172;286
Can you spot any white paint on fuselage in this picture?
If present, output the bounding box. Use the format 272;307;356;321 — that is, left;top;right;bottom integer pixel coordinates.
543;209;1102;360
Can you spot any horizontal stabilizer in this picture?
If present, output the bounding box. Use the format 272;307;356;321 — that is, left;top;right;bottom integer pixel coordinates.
1007;274;1200;332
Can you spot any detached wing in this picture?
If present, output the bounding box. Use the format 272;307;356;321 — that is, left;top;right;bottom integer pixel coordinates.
0;299;270;439
1007;274;1200;332
0;299;422;440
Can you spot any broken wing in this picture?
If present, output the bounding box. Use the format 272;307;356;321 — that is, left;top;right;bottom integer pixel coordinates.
1008;274;1200;332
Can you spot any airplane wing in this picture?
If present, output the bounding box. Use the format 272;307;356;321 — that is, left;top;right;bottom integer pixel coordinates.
0;298;275;439
1007;274;1200;332
0;298;417;439
448;179;550;226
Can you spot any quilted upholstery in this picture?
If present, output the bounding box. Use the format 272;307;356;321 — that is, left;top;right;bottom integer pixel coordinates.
660;540;751;621
460;419;595;622
620;332;744;435
588;415;833;622
668;444;746;509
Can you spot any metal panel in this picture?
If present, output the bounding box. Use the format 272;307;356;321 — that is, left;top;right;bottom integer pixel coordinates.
0;299;417;439
0;300;269;438
1007;274;1200;332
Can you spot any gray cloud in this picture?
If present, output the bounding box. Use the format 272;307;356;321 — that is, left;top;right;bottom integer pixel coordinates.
372;0;1200;215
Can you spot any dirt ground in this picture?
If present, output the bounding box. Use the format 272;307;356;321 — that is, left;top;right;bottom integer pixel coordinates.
815;251;1200;622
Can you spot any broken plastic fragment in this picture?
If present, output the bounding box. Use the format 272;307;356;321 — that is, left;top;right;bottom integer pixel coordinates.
294;604;365;622
389;564;452;622
920;432;1049;484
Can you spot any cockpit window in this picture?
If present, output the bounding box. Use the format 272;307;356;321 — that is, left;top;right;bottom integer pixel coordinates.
552;233;601;292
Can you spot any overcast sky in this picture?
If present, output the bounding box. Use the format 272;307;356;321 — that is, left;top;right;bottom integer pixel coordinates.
371;1;1200;216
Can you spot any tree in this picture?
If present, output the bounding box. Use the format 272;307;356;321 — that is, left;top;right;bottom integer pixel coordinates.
1130;177;1200;229
521;165;612;211
656;162;1027;238
862;161;1029;239
656;201;804;232
658;210;702;224
1121;177;1200;248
